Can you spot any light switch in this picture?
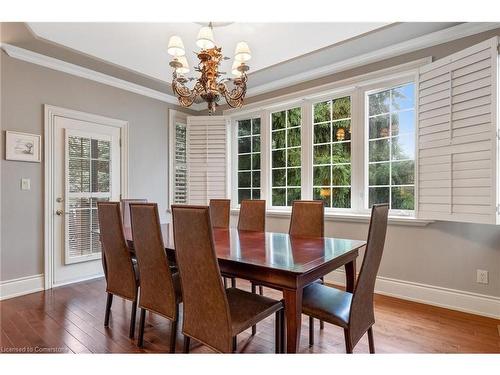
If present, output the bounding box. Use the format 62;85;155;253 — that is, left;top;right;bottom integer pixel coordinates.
21;178;31;191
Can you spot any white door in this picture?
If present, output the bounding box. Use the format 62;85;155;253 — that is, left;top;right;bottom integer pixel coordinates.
53;116;121;286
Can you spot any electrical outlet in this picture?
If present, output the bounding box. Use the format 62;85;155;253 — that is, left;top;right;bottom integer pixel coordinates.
476;269;489;284
21;178;31;191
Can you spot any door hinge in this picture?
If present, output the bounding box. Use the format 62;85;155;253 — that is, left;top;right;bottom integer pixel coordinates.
119;138;122;147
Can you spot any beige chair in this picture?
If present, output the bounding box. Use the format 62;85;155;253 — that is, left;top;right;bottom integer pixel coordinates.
302;204;389;353
171;205;284;353
97;202;139;339
129;203;182;352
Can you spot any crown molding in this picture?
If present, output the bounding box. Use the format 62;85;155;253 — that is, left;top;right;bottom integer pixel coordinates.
245;22;500;98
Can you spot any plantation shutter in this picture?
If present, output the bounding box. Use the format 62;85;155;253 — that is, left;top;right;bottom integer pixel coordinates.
186;116;229;205
417;36;499;224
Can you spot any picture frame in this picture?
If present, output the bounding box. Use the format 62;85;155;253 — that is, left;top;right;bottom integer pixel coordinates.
5;131;41;163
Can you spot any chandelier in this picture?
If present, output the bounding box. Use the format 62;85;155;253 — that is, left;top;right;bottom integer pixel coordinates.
167;23;251;114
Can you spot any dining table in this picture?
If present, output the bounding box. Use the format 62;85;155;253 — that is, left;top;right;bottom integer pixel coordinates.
119;224;365;353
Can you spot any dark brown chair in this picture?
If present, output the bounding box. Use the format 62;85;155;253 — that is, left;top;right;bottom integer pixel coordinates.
209;199;235;288
129;203;182;352
238;199;265;232
121;198;147;228
289;200;326;330
171;205;284;353
302;204;389;353
97;202;139;339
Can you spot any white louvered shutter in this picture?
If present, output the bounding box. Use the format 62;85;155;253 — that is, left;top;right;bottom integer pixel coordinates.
186;116;229;205
417;36;499;224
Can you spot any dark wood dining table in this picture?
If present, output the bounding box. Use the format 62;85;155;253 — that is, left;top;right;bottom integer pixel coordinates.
120;224;365;353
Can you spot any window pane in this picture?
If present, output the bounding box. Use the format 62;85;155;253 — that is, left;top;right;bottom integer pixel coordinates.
252;153;260;170
368;139;390;162
91;160;110;192
272;188;286;206
287;148;301;167
287;168;301;187
332;142;351;163
287;188;301;206
314;123;331;144
238;172;251;188
332;120;351;142
369;115;390;139
391;110;414;136
69;159;90;193
272;111;286;130
272;169;286;187
252;171;261;188
392;186;415;210
313;144;331;165
238;189;251;203
332;187;351;208
238;119;251;136
313;188;331;207
272;130;286;149
314;101;330;123
369;163;390;185
332;164;351;187
252;189;261;199
238;154;251;170
287;127;301;147
287;108;301;127
91;139;110;160
369;187;389;206
392;134;415;160
313;165;330;186
272;150;285;168
238;137;251;153
392;161;415;185
252;118;261;135
391;84;414;111
369;91;390;116
252;136;260;152
332;96;351;120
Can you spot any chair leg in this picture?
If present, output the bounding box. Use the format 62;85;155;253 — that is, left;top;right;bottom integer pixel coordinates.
344;328;353;354
137;308;146;348
251;283;257;336
223;277;228;288
232;336;237;353
309;316;314;347
279;309;285;353
319;277;325;330
129;299;137;339
104;293;113;327
169;317;178;353
183;336;191;353
258;286;263;295
367;327;375;354
231;277;236;288
275;311;281;354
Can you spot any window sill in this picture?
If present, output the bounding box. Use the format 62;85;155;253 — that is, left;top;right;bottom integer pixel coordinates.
230;208;433;227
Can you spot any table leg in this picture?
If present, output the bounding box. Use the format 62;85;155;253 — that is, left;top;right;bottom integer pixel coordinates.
283;287;303;353
345;259;356;293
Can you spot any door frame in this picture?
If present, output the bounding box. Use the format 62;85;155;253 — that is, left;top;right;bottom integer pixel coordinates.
44;105;129;290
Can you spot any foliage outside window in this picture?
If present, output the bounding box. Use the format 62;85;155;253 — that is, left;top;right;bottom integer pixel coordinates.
367;83;415;210
312;96;352;208
173;122;187;204
237;118;261;203
271;107;301;206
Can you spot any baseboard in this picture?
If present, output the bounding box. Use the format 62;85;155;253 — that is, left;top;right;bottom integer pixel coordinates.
52;272;104;288
325;271;500;320
0;274;44;301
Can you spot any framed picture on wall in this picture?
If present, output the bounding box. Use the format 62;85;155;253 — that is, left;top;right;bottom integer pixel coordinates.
5;131;41;162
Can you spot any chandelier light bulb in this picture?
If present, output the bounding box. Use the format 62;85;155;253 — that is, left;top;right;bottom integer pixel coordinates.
167;35;185;57
231;61;243;77
196;26;215;49
234;41;251;62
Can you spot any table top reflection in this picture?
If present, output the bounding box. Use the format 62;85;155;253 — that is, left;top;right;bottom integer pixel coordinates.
122;224;366;275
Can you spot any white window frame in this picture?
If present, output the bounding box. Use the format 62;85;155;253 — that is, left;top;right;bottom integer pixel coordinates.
168;109;189;210
224;58;431;223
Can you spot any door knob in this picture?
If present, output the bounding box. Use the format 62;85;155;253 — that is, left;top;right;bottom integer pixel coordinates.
56;209;65;216
56;197;64;203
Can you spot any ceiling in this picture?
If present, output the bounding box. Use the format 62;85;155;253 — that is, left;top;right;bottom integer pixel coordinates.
27;22;389;82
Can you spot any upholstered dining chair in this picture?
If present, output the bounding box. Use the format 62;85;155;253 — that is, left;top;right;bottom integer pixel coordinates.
129;203;183;352
97;201;139;339
301;204;389;353
121;198;147;228
171;205;284;353
289;200;326;331
209;199;235;288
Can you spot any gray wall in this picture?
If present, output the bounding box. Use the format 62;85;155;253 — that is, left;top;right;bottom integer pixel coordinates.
0;51;194;281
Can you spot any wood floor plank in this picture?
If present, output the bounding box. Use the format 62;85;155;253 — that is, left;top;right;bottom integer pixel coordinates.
1;277;499;354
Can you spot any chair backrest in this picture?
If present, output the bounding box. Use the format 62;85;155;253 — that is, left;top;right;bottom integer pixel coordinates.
97;202;137;301
172;205;233;353
130;203;178;320
289;200;324;237
121;198;147;228
238;199;265;232
209;199;231;229
349;204;389;346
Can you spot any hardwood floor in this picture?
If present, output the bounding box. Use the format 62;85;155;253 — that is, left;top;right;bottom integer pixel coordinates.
1;278;499;353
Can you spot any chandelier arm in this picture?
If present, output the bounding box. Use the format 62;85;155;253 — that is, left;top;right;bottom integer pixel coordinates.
218;75;247;108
